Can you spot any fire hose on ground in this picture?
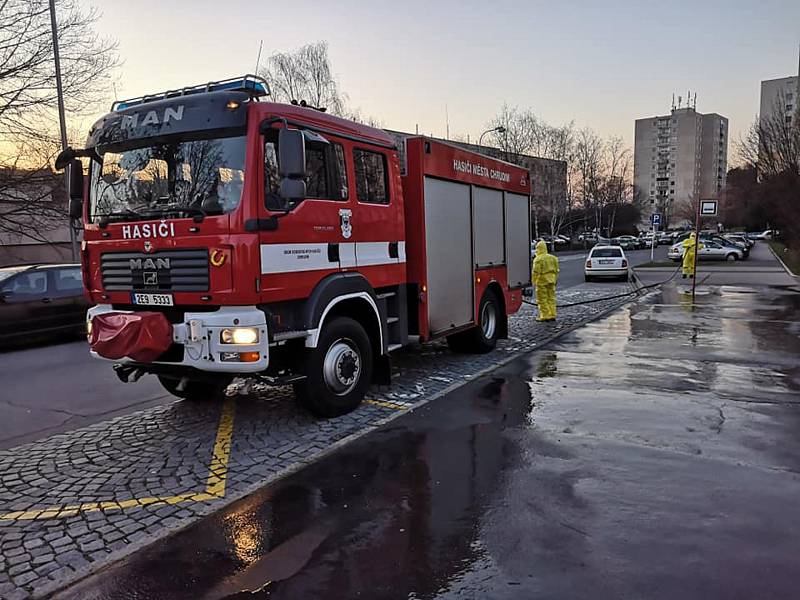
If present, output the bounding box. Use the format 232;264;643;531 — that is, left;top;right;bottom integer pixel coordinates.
521;265;686;309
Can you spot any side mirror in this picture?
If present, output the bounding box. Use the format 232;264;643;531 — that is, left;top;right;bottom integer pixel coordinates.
278;128;306;179
67;159;84;219
55;147;75;171
279;179;307;202
0;290;12;303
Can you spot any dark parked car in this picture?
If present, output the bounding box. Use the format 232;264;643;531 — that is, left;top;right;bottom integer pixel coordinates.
0;264;88;346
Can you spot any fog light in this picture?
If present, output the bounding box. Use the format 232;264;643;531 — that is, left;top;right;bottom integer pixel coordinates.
220;327;259;345
86;318;93;339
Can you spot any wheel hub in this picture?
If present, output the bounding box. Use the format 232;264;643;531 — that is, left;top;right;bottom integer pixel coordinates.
481;301;497;339
322;340;361;395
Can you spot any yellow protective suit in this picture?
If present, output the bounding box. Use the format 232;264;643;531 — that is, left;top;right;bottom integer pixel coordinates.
681;233;703;278
532;240;559;321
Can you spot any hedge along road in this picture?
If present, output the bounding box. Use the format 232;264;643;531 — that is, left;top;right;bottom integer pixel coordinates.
0;284;635;599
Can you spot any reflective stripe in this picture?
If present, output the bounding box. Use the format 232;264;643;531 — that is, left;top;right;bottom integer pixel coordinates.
260;242;405;274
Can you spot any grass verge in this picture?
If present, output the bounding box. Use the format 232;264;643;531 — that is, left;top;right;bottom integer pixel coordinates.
768;241;800;276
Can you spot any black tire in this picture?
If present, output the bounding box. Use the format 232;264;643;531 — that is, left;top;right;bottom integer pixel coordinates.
584;274;593;282
446;289;501;354
158;375;232;401
293;316;373;418
620;273;629;282
726;253;738;262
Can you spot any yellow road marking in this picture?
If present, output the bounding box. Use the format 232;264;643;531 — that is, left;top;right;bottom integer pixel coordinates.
364;398;408;411
0;397;237;522
204;396;236;497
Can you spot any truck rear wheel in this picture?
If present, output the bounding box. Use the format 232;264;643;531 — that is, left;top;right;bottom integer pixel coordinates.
157;375;232;401
447;289;501;354
294;316;373;418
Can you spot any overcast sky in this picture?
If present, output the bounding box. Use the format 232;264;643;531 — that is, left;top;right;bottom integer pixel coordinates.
93;0;799;148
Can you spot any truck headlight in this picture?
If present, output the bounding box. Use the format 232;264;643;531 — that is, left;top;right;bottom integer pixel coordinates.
86;318;93;339
220;327;259;345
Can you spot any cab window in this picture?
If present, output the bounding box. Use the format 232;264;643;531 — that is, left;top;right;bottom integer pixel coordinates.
353;149;389;205
264;131;348;211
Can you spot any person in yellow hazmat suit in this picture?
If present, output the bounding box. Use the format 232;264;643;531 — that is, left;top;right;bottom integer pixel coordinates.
532;240;559;321
681;233;703;278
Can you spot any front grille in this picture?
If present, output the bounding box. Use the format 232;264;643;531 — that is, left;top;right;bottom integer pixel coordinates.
101;249;209;292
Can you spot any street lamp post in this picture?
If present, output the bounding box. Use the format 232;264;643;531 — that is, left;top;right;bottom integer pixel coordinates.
478;126;506;151
48;0;78;262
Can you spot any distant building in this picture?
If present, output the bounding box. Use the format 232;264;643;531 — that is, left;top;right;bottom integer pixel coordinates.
633;104;728;226
385;130;568;228
759;76;798;127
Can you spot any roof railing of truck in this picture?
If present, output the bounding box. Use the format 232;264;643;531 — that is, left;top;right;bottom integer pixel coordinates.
111;75;270;111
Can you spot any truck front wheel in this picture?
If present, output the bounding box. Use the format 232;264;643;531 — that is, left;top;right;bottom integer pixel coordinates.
157;375;232;401
294;316;373;418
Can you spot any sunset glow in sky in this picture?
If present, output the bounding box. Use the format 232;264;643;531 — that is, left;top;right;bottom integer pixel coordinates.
92;0;799;147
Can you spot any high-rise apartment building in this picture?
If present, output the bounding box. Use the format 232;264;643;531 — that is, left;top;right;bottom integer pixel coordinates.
759;76;798;126
634;105;728;225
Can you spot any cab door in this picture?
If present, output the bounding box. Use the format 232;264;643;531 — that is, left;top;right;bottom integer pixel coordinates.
257;127;353;300
347;145;405;289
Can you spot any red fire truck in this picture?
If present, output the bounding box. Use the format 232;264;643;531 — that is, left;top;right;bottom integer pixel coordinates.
56;76;531;417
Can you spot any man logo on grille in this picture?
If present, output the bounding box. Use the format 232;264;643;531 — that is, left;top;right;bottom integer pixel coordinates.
143;272;158;285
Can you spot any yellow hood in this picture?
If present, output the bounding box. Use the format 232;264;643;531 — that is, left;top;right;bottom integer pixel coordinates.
535;240;549;256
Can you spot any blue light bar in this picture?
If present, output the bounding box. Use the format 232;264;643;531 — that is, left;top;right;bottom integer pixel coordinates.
112;75;270;111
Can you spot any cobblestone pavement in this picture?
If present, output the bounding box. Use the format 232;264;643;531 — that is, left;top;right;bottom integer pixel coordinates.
0;284;638;599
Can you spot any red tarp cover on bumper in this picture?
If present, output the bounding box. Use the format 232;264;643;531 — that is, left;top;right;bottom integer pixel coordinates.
89;312;173;363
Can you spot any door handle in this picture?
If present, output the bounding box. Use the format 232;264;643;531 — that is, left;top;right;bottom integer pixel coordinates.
41;298;52;304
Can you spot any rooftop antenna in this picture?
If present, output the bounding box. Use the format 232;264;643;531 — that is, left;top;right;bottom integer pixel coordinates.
415;123;419;134
672;93;675;110
445;104;450;140
693;92;697;109
254;40;263;75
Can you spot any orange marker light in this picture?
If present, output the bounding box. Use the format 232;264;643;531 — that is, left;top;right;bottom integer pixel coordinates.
239;352;260;362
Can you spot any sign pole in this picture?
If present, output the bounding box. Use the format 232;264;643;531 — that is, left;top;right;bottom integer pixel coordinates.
650;221;656;263
691;198;701;302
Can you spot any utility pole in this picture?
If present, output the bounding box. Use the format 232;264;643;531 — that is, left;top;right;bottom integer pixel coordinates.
49;0;78;261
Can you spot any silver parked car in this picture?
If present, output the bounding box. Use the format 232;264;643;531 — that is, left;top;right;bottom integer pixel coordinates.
668;240;745;262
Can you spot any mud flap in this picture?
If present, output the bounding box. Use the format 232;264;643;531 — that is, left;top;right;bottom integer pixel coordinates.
372;354;392;386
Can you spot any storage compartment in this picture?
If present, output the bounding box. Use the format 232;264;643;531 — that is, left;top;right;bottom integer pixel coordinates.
504;192;531;288
472;186;504;267
424;177;474;334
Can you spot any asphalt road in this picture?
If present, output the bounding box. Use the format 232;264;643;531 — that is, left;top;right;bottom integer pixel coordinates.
58;284;800;600
553;244;669;288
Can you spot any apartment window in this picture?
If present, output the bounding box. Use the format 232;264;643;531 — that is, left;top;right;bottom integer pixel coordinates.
670;190;675;194
353;149;389;205
787;116;793;124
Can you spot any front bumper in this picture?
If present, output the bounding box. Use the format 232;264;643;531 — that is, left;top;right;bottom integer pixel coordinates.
87;305;269;373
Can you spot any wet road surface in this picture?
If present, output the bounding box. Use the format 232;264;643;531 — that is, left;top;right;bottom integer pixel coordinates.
57;284;800;600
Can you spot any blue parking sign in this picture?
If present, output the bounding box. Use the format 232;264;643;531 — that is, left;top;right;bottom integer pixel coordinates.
651;213;662;226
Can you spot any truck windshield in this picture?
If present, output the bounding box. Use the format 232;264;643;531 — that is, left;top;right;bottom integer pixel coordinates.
89;134;246;223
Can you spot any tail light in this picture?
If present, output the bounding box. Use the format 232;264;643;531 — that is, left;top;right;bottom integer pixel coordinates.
585;260;592;268
622;259;628;267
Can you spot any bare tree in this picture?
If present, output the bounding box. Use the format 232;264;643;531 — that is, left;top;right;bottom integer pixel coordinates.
737;91;800;178
0;0;118;242
486;104;537;157
259;42;347;116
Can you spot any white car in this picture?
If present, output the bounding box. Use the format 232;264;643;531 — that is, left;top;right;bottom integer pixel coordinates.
585;245;629;282
668;240;744;262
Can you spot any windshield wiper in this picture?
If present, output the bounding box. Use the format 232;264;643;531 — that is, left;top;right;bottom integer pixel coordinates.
142;205;208;223
98;209;147;228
